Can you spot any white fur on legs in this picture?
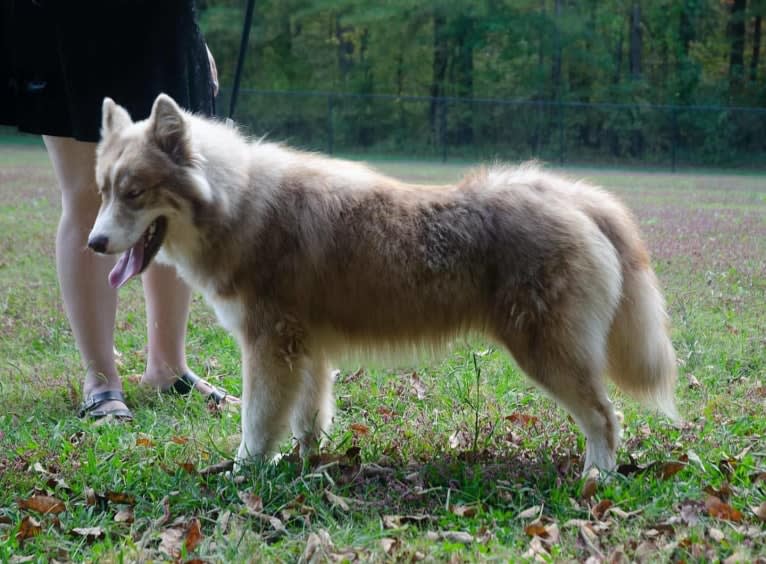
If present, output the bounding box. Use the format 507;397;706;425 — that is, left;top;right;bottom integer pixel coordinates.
289;356;335;457
236;339;301;465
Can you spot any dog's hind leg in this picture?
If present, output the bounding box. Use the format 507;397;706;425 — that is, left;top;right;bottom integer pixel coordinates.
236;336;302;464
505;330;620;474
289;354;335;457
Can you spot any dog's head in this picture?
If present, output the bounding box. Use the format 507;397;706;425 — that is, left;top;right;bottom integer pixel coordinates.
88;94;209;288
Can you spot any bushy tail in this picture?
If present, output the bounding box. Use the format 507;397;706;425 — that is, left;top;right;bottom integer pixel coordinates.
606;266;679;420
576;183;679;420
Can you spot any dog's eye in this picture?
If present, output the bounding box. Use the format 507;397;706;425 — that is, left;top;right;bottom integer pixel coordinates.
125;189;144;200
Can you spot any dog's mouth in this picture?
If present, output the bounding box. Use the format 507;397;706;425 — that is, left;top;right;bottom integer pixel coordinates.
108;216;168;288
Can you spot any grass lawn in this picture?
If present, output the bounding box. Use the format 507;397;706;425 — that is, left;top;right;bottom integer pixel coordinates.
0;145;764;562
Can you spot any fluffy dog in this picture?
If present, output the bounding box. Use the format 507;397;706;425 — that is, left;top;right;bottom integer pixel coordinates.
88;94;678;473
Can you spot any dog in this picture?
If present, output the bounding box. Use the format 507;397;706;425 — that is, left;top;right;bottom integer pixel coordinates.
88;94;678;473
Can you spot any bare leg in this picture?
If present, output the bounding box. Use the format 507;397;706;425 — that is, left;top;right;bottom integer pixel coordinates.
290;355;335;457
43;136;125;413
139;263;239;402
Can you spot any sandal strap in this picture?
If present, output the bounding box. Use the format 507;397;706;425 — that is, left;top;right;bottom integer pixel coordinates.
78;390;129;418
171;372;228;405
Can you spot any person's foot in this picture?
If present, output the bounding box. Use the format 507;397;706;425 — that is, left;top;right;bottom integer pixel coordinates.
140;369;240;405
80;370;133;420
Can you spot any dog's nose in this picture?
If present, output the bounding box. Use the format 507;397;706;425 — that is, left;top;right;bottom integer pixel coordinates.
88;235;109;254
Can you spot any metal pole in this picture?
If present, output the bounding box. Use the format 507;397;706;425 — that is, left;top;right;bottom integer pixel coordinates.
228;0;256;120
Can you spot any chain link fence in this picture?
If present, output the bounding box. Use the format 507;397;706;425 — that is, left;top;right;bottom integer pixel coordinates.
219;88;766;170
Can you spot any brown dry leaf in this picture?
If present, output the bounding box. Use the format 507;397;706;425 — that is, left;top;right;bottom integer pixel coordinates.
752;501;766;521
17;494;66;515
524;536;550;560
605;506;641;520
524;521;548;538
750;471;766;485
426;530;474;544
136;437;154;448
299;529;339;564
84;487;97;507
705;495;743;522
380;537;400;555
506;412;540;427
349;423;369;436
16;515;42;543
114;507;134;524
704;483;733;502
71;526;104;541
659;461;686;480
106;492;136;505
324;490;351;512
239;491;263;513
177;461;197;475
724;552;753;564
591;499;613;520
171;436;189;445
581;476;599;500
0;514;12;525
185;518;203;553
450;504;478;518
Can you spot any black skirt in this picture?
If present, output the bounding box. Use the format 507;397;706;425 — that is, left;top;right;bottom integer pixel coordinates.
0;0;215;142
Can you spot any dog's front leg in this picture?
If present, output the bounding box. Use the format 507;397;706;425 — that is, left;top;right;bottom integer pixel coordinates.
236;335;301;465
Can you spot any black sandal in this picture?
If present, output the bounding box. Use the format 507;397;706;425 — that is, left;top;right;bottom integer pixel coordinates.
166;372;228;405
78;390;134;420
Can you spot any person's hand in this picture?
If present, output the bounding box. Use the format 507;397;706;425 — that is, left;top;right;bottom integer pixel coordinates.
206;44;219;96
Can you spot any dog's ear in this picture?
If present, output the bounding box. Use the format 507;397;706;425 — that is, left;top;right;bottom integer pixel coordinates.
101;98;132;136
150;94;192;165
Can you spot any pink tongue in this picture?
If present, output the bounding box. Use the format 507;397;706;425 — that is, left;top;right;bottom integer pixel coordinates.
108;240;145;288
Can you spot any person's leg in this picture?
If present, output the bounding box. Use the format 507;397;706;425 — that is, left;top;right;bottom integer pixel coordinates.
139;237;239;403
43;135;127;414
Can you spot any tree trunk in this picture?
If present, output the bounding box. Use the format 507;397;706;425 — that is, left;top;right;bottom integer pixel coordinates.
727;0;747;94
429;7;448;149
629;2;642;79
751;14;762;82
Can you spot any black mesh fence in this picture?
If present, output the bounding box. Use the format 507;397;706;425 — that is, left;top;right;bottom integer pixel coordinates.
219;88;766;170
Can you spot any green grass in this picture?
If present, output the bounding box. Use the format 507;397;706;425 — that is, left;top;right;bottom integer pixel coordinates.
1;145;764;561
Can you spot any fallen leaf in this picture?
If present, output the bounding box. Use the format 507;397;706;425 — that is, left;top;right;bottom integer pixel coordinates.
17;495;65;515
324;490;351;512
238;491;263;513
349;423;369;436
185;518;203;553
16;515;42;543
450;504;477;518
171;436;189;445
703;483;733;502
752;501;766;521
0;514;11;525
136;437;154;448
659;461;686;480
750;471;766;485
114;508;134;524
605;506;641;520
517;505;543;520
106;492;135;505
686;373;701;388
71;526;104;541
426;530;474;544
380;537;400;554
616;463;645;476
524;521;548;538
705;496;742;522
299;529;339;563
85;487;97;506
581;475;599;500
155;495;171;527
382;514;432;529
177;461;197;474
591;499;613;520
708;527;725;542
159;526;185;557
506;412;540;427
410;372;427;400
